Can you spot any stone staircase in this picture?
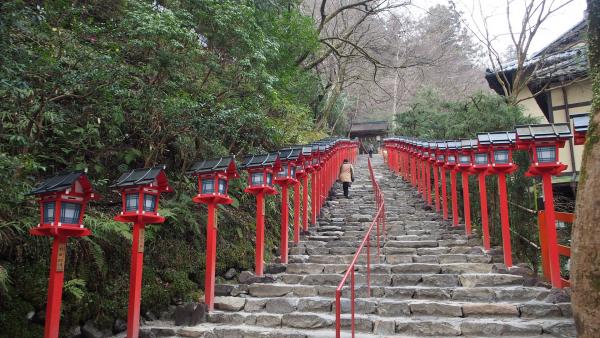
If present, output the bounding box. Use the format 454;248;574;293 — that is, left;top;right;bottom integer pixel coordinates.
136;155;575;337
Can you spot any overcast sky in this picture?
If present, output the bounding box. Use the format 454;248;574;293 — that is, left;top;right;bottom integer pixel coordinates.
409;0;587;56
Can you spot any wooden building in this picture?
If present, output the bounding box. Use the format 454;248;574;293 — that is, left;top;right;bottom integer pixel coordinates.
348;121;390;152
485;19;590;188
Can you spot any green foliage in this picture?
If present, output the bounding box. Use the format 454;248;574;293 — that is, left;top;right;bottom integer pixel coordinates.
0;0;323;334
394;89;538;138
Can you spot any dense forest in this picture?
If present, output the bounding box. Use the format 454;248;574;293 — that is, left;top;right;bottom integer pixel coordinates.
0;0;327;336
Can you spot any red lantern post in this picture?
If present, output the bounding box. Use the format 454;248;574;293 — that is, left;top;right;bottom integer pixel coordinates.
310;144;321;227
424;144;432;206
445;141;460;226
189;157;239;310
274;148;301;264
300;146;313;234
516;123;572;287
457;140;476;235
470;145;493;251
436;142;449;220
29;171;99;338
478;131;518;267
428;142;438;210
112;166;172;338
239;153;281;276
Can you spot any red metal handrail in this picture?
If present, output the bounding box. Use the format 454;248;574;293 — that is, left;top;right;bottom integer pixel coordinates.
335;158;385;338
537;210;573;287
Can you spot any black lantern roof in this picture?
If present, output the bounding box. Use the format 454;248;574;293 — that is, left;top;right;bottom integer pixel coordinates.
300;146;313;157
29;171;91;195
460;139;478;149
111;165;169;189
278;147;302;162
428;142;437;149
446;141;461;150
436;141;447;150
239;153;280;169
571;113;590;133
188;156;238;176
515;123;572;141
477;131;516;145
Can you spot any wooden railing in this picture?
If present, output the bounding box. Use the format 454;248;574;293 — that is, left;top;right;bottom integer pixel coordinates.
537;210;573;287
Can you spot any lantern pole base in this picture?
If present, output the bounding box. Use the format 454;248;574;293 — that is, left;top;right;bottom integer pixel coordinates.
204;204;217;310
255;193;265;276
44;236;68;338
127;221;146;338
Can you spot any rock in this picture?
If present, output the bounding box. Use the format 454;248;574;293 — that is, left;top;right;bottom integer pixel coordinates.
159;305;176;321
265;263;287;274
112;318;127;334
214;296;246;311
544;288;571;303
462;303;519;316
66;326;82;338
459;273;523;287
376;301;410;316
81;320;103;338
238;271;275;284
174;302;207;326
281;313;333;329
396;320;461;336
244;298;268;312
460;321;542;335
543;322;577;338
255;314;282;327
373;320;395;335
248;284;292;297
224;268;237;280
409;302;462;317
25;311;35;321
297;298;332;312
144;310;157;321
519;303;562;318
421;274;459;287
265;298;298;314
177;329;212;338
214;284;235;296
151;327;177;336
139;329;157;338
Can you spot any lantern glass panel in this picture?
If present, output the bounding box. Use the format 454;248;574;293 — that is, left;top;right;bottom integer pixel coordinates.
266;173;273;186
475;153;488;165
494;150;510;164
312;158;318;165
60;202;81;224
278;165;288;178
44;202;55;223
437;155;445;161
218;179;227;194
290;166;296;177
201;179;215;194
251;172;264;185
126;193;139;211
536;146;556;163
459;155;471;164
144;194;157;212
447;155;456;163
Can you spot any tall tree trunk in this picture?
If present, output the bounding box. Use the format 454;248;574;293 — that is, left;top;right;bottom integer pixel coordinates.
571;3;600;336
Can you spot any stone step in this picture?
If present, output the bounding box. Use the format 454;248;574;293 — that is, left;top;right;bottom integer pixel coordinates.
213;295;568;319
204;311;576;336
